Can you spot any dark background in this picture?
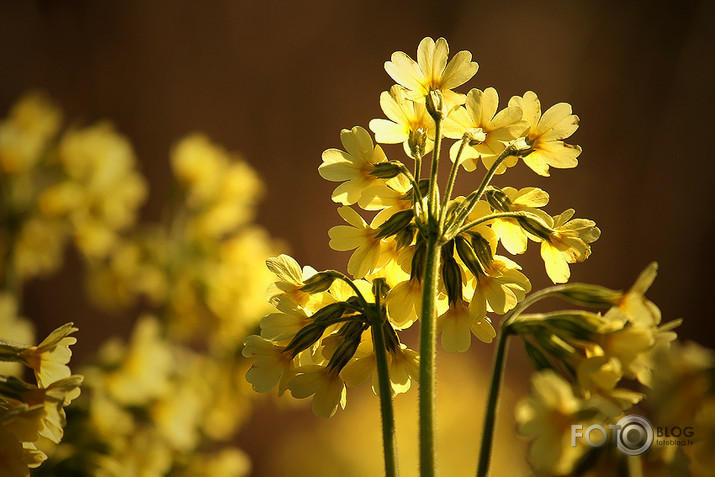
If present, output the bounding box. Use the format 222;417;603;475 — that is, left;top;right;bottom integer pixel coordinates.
2;0;713;474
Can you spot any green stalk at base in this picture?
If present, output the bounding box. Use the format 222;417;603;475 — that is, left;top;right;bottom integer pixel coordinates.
373;310;399;477
419;235;442;477
476;327;510;477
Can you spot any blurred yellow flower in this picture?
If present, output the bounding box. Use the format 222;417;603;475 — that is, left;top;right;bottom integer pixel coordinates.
40;122;147;258
0;91;61;174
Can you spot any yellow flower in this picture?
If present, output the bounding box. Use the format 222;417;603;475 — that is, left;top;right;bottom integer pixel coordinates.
0;294;34;377
509;91;582;176
386;278;423;329
319;126;387;206
101;316;173;406
288;365;347;418
259;297;311;342
0;426;45;476
384;37;478;110
469;256;531;317
0;91;61;174
40;122;147;258
264;254;326;312
539;209;600;283
242;335;296;395
20;323;77;388
369;85;435;157
437;299;495;353
516;371;614;475
328;206;387;278
443;87;528;173
490;187;550;255
11;217;67;282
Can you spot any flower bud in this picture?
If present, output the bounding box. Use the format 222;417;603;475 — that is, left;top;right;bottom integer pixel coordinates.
556;285;624;308
300;272;337;294
408;128;428;159
517;215;553;241
283;322;327;357
375;209;415;239
470;233;494;269
370;161;404;179
442;256;463;305
454;235;484;278
485;187;513;213
311;302;349;323
426;90;445;120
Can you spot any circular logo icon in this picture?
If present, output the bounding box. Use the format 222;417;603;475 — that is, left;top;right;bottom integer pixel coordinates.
616;415;654;456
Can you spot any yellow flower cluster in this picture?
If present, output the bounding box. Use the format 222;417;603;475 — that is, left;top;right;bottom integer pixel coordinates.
243;255;419;417
0;93;148;287
0;303;82;477
39;123;147;258
86;133;276;351
66;316;251;477
0;92;278;476
316;37;598;358
513;264;679;474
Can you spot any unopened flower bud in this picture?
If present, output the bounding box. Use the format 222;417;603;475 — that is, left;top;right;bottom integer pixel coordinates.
370;161;404;179
283;322;327;357
470;233;494;269
426;90;445;120
517;215;554;241
556;285;624;308
375;209;415;239
408;128;428;159
485;187;513;213
311;302;349;323
441;256;463;305
454;235;484;278
300;272;337;294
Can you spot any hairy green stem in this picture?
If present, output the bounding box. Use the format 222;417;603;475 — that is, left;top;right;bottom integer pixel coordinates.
439;136;469;229
476;326;510;477
449;211;534;239
476;284;591;476
427;118;442;221
419;235;442;477
373;309;399;477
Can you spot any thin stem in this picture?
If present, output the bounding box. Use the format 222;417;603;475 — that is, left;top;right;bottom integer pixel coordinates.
475;283;589;477
456;146;517;227
427;118;442;221
476;326;510;477
398;163;423;206
415;151;422;183
372;297;399;477
327;270;371;310
439;136;469;229
419;235;442;477
448;211;531;239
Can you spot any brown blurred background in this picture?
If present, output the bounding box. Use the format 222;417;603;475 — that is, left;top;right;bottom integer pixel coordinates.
1;0;714;475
